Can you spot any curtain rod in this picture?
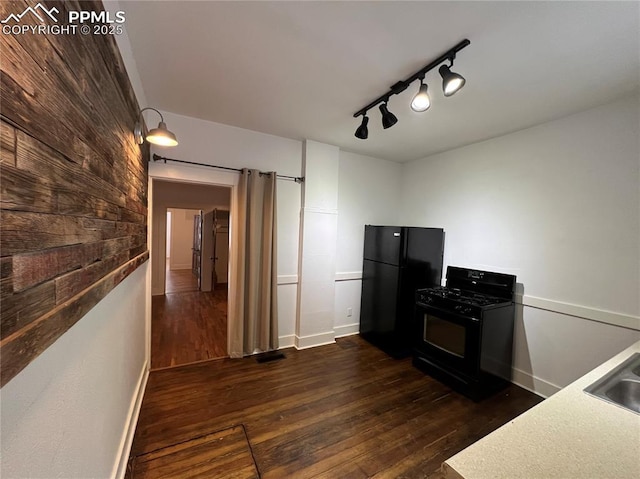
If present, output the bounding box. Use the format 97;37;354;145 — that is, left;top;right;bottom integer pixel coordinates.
151;154;305;183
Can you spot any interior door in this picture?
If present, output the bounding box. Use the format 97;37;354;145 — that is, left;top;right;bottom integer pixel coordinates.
200;210;214;292
214;209;230;286
191;212;202;289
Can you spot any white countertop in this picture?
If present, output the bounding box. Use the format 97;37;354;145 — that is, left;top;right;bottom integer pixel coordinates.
442;341;640;479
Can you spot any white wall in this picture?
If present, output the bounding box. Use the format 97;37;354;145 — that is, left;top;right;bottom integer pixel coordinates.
149;111;303;346
0;264;149;478
400;95;640;396
334;151;403;336
168;208;199;270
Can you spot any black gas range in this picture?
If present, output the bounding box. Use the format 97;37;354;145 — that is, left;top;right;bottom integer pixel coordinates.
413;266;517;400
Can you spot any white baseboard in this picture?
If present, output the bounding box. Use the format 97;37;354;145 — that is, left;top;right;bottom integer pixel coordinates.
169;264;191;270
278;334;296;349
334;323;359;338
295;331;336;350
511;366;561;399
113;362;149;479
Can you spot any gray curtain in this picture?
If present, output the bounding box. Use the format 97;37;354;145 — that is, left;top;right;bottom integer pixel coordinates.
230;168;278;356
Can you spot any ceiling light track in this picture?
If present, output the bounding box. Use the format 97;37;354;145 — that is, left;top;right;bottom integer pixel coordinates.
353;38;470;139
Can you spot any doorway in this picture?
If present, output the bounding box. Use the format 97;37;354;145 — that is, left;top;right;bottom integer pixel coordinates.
150;180;232;370
165;208;201;294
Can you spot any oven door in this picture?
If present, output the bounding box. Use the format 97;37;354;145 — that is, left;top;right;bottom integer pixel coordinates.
414;302;481;377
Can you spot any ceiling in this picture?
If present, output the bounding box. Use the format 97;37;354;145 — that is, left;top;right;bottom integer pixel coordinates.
121;1;639;162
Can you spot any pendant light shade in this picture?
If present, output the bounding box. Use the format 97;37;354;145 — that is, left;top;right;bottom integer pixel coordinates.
355;115;369;139
134;107;179;147
410;82;431;112
439;64;466;97
379;103;398;129
145;122;179;146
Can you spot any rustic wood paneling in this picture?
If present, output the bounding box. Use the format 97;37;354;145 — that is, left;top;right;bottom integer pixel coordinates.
13;242;104;292
1;280;56;339
0;0;149;387
0;122;16;166
55;251;128;305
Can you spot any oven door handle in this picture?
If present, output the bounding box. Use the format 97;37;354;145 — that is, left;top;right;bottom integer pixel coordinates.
415;302;480;322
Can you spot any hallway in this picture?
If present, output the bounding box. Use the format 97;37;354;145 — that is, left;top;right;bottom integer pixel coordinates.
165;266;199;294
151;269;228;369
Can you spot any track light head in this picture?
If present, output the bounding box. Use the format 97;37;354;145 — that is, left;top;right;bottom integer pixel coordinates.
355;114;369;139
379;102;398;129
439;64;466;97
411;81;431;112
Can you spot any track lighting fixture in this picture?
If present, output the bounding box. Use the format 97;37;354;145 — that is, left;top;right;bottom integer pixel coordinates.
410;80;431;112
134;107;178;147
355;114;369;139
353;39;470;139
379;102;398;129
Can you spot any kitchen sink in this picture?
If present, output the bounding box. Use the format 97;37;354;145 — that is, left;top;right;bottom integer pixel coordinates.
584;352;640;414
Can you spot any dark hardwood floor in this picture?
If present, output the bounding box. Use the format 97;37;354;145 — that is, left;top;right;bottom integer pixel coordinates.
151;287;228;370
165;266;199;294
130;336;543;478
131;426;259;478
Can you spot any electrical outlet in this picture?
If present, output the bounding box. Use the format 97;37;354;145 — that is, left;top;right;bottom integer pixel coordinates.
347;307;353;317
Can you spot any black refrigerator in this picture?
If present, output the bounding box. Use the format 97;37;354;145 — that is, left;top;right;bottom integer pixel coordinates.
359;225;444;358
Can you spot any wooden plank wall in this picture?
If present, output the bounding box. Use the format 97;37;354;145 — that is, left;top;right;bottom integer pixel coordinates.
0;0;149;387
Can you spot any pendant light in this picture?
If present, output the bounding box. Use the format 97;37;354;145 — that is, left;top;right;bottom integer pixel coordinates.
355;114;369;139
410;80;431;112
134;107;179;147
